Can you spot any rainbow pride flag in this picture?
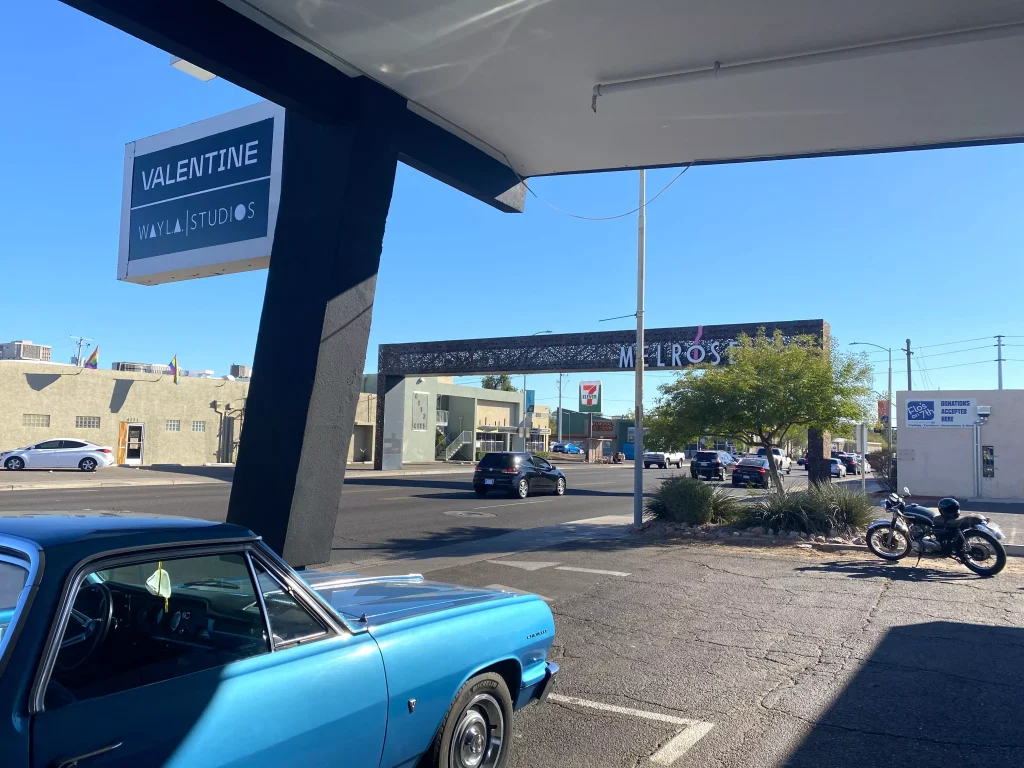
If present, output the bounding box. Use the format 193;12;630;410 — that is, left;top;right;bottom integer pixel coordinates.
83;347;99;369
169;355;179;385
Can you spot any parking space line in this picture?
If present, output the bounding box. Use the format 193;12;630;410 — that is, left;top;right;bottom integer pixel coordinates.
547;694;714;765
484;584;553;602
493;560;560;571
554;566;631;577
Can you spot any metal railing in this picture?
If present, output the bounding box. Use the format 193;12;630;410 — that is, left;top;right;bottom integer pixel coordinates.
437;430;471;461
436;409;449;426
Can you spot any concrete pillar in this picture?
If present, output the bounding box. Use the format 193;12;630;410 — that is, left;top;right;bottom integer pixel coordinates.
227;83;404;565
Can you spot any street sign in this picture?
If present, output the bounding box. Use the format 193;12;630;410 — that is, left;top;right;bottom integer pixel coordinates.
579;381;602;413
877;399;889;424
905;397;976;428
118;101;285;285
525;389;535;413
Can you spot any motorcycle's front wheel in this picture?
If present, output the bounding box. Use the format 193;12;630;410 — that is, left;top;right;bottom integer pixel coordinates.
866;524;911;560
960;530;1006;577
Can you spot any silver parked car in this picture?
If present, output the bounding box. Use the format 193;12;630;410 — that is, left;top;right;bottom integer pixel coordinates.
1;439;115;471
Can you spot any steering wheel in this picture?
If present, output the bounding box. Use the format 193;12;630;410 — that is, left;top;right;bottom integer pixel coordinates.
56;582;113;671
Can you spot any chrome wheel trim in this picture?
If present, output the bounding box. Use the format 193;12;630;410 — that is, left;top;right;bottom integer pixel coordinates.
871;526;908;557
450;693;504;768
556;478;565;495
518;480;528;498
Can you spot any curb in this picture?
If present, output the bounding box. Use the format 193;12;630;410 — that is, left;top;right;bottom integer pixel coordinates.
0;477;230;492
812;541;1024;558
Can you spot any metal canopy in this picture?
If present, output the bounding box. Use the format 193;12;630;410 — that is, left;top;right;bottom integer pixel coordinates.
226;0;1024;176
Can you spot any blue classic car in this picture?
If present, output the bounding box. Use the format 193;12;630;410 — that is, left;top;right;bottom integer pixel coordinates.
0;514;558;767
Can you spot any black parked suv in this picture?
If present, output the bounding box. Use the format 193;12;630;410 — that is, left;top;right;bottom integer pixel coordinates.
473;452;566;499
690;450;734;481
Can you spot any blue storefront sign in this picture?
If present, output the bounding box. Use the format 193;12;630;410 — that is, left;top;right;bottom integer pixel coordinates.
118;102;284;285
905;398;975;428
525;389;536;413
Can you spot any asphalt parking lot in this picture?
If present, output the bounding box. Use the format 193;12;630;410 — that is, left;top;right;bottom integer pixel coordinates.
3;463;1023;766
434;537;1024;768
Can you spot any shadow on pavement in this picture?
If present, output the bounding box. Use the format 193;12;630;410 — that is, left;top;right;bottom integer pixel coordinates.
330;525;520;560
783;621;1024;766
132;465;235;481
795;559;988;582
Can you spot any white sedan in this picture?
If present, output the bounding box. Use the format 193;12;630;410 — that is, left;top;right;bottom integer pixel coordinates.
1;439;115;471
829;458;847;478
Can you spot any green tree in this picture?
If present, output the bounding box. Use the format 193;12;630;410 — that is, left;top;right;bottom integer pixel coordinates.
647;330;872;490
480;374;518;392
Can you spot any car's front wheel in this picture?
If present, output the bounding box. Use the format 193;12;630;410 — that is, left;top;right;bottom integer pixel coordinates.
79;457;98;472
425;672;513;768
555;477;566;496
4;456;24;471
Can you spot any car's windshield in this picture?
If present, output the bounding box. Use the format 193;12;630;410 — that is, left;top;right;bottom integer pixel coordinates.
0;560;29;648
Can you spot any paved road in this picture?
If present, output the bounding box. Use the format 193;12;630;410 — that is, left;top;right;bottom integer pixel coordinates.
0;463;668;566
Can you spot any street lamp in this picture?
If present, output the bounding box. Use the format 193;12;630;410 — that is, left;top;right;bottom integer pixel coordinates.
524;331;553;451
850;341;894;477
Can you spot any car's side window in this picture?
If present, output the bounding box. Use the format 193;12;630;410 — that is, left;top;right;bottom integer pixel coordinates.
61;440;87;449
45;552;270;709
250;560;328;646
533;457;551;470
35;440;62;450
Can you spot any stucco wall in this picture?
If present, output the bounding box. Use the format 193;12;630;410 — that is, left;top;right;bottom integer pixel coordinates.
0;361;249;465
896;389;1024;500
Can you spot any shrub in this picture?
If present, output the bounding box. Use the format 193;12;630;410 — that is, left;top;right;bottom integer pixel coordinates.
866;450;897;492
646;476;743;525
740;482;874;534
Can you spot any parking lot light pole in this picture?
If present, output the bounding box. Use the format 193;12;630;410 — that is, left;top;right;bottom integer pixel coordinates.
850;341;894;474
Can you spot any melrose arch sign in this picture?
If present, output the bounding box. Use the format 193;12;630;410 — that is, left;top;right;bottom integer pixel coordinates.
373;319;829;469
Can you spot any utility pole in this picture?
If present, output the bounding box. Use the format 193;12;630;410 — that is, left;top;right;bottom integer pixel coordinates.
633;169;646;529
69;335;93;367
556;373;565;444
996;335;1004;389
903;339;912;391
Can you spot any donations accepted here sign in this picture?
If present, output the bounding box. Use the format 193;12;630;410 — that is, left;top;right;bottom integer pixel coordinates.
905;397;977;428
117;101;284;285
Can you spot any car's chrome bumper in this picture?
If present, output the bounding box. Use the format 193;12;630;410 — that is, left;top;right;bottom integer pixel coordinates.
535;662;559;703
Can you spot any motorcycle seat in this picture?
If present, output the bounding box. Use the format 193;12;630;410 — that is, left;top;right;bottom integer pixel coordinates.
953;513;987;529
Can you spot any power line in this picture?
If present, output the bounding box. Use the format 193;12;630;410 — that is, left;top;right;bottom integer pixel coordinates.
914;335;993;349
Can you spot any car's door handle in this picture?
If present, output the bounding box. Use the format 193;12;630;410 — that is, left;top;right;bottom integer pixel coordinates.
53;741;122;768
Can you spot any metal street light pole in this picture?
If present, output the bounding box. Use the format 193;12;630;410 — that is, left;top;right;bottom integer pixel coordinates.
850;341;894;478
634;169;646;528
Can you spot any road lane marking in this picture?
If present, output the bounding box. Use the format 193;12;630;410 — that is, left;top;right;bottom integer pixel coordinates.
473;500;550;510
554;566;631;577
492;560;560;571
547;694;714;765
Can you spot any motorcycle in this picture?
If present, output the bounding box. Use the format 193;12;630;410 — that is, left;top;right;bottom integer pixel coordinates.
865;487;1008;576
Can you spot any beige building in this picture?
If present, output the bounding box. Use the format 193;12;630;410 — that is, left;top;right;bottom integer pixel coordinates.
897;389;1023;500
0;360;249;466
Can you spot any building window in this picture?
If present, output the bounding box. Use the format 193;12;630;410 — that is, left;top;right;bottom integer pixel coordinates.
22;414;50;428
192;420;206;433
166;419;181;432
75;416;101;429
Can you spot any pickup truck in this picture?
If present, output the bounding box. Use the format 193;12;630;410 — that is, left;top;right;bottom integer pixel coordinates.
643;449;685;469
756;446;792;474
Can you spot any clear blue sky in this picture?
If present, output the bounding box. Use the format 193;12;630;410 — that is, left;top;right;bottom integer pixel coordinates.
4;1;1024;416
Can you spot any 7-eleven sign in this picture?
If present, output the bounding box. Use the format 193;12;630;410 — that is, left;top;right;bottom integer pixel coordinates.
579;381;602;413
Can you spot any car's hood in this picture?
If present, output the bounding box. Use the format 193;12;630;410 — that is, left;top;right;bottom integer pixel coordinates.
300;572;514;625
